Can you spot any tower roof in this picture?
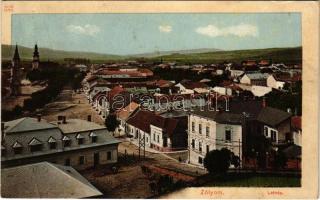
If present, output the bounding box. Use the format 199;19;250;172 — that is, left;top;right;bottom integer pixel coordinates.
13;44;20;61
33;44;39;57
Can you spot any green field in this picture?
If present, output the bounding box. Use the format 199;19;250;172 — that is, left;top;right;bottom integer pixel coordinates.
204;174;301;187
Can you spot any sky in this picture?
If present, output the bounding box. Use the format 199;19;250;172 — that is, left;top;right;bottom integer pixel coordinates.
12;13;301;55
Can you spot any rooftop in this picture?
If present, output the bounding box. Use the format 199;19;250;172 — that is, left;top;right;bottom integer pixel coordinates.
1;162;102;198
244;73;270;80
51;119;106;134
4;117;58;134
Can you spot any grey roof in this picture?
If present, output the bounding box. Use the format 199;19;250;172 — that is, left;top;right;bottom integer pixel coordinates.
51;119;106;134
4;117;58;134
191;107;243;125
245;73;270;80
257;107;292;127
1;162;102;198
160;110;189;118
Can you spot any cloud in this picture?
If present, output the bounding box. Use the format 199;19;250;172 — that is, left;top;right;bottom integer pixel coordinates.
66;24;100;36
196;23;258;38
158;25;172;33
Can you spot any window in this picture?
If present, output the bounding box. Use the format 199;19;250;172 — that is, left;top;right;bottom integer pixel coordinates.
206;126;210;137
13;147;23;154
49;142;56;149
107;151;112;160
264;127;268;137
76;134;85;145
225;130;231;142
199;124;202;134
153;133;155;141
191;139;195;149
79;156;85;165
65;158;71;166
271;130;277;142
89;132;98;143
64;140;71;147
30;144;42;152
199;142;202;152
146;137;148;143
206;145;209;154
198;157;203;164
91;136;97;143
191;122;195;132
157;135;159;143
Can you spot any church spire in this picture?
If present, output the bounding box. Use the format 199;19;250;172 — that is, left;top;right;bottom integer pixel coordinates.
33;44;39;57
13;44;20;61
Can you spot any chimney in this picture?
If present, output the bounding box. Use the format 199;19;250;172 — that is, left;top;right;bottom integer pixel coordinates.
37;114;42;122
62;116;67;124
87;115;92;122
262;97;266;108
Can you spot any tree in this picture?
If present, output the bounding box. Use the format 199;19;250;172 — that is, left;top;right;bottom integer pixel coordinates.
105;114;120;135
204;148;232;175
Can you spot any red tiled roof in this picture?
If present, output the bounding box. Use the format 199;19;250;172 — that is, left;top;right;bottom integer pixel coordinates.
291;116;302;130
117;102;140;121
109;85;125;99
95;68;153;77
126;110;156;133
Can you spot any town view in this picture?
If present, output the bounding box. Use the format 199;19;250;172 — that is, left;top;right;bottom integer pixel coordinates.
1;13;302;198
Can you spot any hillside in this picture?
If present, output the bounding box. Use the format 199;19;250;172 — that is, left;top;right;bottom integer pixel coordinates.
1;45;123;62
129;48;221;58
150;47;302;65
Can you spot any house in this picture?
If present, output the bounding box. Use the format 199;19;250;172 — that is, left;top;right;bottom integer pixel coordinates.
188;107;243;167
1;162;102;198
257;106;292;145
240;73;270;86
126;110;154;147
266;75;285;89
74;64;88;72
150;111;188;152
116;102;140;136
175;80;208;94
1;116;120;170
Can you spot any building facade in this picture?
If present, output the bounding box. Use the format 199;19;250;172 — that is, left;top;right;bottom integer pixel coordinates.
1;117;120;170
188;109;243;167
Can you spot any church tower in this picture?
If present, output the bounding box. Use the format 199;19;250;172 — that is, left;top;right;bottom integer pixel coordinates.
32;44;40;70
11;44;21;96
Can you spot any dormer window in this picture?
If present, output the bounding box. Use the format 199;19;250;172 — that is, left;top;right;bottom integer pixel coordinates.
62;136;71;147
29;138;43;152
2;145;6;156
48;136;57;149
12;141;23;154
76;134;85;145
89;132;97;143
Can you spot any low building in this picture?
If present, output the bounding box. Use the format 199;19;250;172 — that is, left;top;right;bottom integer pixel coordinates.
1;162;102;198
240;73;270;86
1;117;120;170
116;101;140;136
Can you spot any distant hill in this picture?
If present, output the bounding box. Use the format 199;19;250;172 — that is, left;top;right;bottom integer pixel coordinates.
129;48;222;58
2;45;302;65
150;47;302;65
1;44;123;62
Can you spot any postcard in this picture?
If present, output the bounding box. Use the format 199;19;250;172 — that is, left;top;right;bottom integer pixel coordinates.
1;1;319;199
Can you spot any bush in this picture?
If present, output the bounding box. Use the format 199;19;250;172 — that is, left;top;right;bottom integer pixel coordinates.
204;148;232;175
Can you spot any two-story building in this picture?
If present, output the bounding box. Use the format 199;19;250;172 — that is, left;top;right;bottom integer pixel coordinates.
188;108;243;167
1;116;120;170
